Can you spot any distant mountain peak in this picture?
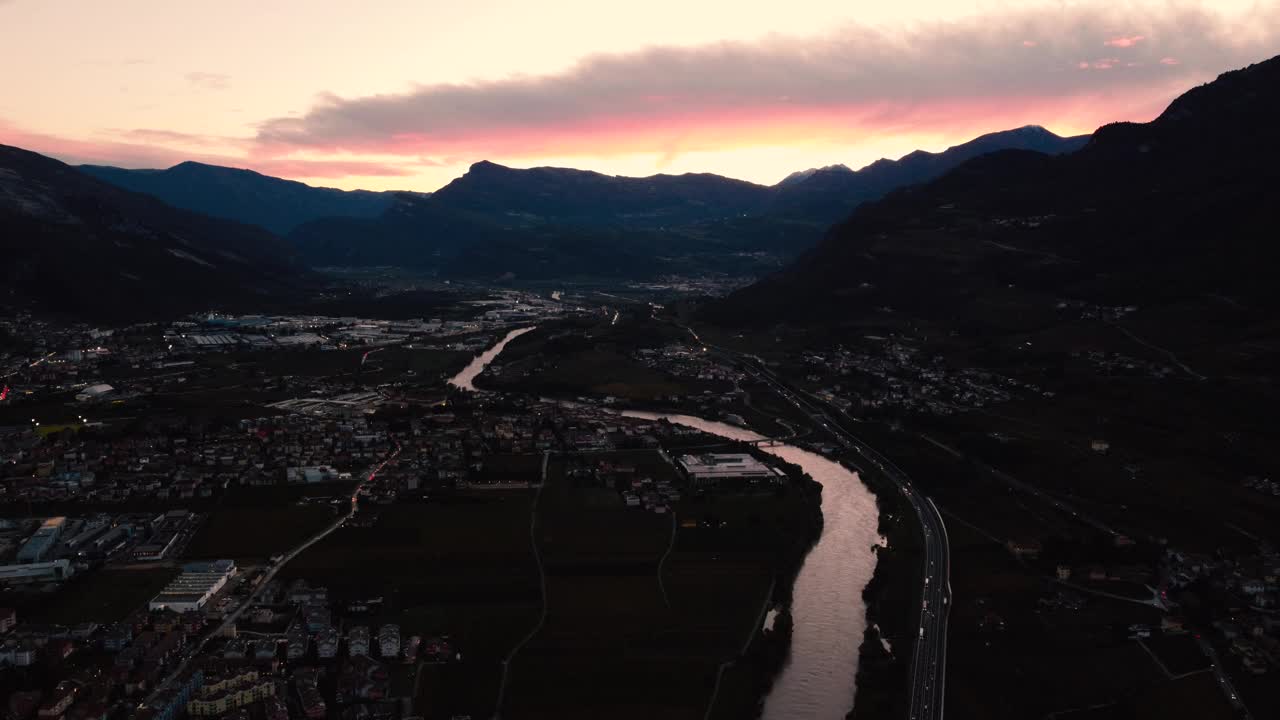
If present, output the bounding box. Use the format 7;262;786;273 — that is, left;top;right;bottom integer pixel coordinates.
778;164;854;186
468;160;509;173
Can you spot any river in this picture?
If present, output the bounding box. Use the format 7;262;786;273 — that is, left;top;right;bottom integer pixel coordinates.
446;330;881;718
623;411;880;720
447;326;536;391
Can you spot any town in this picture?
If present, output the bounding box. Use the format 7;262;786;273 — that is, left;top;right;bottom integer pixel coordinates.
0;303;827;720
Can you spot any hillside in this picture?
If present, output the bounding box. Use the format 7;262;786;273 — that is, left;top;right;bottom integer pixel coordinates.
766;126;1088;225
717;57;1280;332
1;145;310;319
80;161;399;235
292;127;1088;282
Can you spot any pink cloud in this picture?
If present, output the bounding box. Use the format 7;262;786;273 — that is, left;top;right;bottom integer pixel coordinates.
8;2;1278;188
1105;35;1147;48
0;121;414;180
253;4;1280;166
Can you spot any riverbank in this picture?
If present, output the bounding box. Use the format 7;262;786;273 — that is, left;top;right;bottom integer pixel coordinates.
461;322;884;718
703;410;921;720
704;383;920;720
622;409;881;719
843;457;920;720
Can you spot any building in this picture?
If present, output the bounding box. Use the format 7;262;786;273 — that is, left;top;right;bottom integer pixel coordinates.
252;639;276;662
316;628;339;659
101;624;132;652
132;533;179;562
378;624;400;658
17;517;67;563
0;641;37;666
286;621;309;660
677;453;781;487
150;560;236;613
286;466;345;484
0;560;74;586
187;675;273;717
75;384;114;402
148;669;204;720
348;626;369;657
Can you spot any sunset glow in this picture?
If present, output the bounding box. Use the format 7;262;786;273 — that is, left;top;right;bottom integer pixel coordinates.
2;0;1277;190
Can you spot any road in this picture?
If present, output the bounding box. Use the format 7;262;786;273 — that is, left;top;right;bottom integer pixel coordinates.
1196;636;1254;719
145;441;401;705
678;324;951;720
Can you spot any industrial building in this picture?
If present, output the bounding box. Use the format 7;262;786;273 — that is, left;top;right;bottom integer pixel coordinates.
677;453;783;487
16;517;66;563
150;560;236;613
65;519;110;550
0;559;74;585
75;383;114;402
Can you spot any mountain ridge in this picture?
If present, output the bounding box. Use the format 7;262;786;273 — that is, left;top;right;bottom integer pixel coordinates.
713;54;1280;330
1;145;310;319
79;161;404;235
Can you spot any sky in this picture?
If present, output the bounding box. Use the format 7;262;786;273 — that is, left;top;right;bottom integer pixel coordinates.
1;0;1278;191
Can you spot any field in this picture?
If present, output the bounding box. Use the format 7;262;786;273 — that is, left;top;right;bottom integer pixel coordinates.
498;450;816;720
185;505;338;559
247;346;473;384
18;566;178;624
219;445;823;720
481;316;729;402
279;497;542;719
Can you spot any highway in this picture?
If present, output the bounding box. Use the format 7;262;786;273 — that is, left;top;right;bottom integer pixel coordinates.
145;441;401;705
679;324;951;720
1196;636;1254;720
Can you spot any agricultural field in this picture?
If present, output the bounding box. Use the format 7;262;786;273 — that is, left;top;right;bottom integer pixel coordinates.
185;485;350;559
18;566;178;624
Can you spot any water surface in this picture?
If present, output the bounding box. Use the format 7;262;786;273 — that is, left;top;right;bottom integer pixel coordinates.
622;411;880;719
448;326;535;391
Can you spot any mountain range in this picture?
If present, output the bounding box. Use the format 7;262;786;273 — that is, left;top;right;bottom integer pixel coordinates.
291;126;1084;280
75;126;1087;284
79;161;403;236
0;111;1157;319
715;55;1280;335
766;125;1088;226
0;145;309;319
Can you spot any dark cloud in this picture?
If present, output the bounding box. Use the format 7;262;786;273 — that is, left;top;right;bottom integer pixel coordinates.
254;3;1280;155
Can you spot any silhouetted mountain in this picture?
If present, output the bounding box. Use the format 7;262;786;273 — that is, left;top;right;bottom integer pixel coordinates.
427;160;773;228
293;129;1086;281
80;161;400;235
292;189;727;281
777;164;853;187
1;145;310;319
290;162;782;280
715;56;1280;331
766;126;1088;225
